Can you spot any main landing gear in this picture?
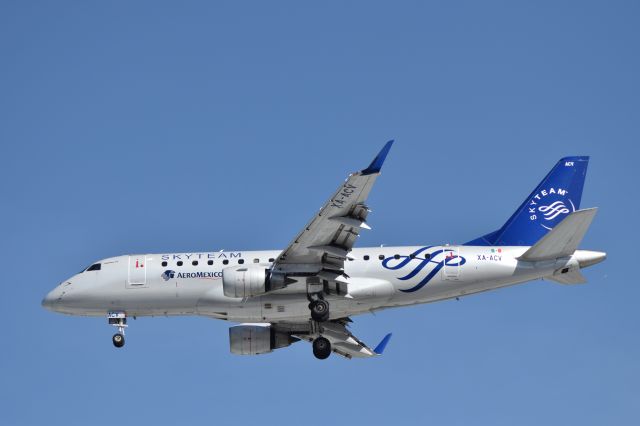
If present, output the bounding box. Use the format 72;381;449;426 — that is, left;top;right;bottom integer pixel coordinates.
307;276;330;322
307;276;331;358
108;312;127;348
312;336;332;360
309;299;330;322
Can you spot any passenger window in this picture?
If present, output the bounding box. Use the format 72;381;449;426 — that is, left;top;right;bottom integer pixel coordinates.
394;254;400;259
238;259;245;264
207;260;213;265
192;260;198;266
268;258;275;262
378;255;384;260
424;254;431;260
409;254;416;259
253;259;259;263
223;259;229;265
87;263;101;271
177;261;183;266
162;261;167;267
363;255;370;261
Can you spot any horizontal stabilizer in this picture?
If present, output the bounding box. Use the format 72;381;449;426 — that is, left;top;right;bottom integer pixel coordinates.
518;208;597;262
547;269;587;285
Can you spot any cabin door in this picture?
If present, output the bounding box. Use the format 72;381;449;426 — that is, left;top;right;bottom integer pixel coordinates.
127;255;148;288
443;247;461;280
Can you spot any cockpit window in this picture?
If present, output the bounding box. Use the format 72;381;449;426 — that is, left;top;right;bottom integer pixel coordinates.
86;263;101;271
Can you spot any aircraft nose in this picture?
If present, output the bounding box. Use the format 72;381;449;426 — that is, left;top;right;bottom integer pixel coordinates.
42;285;65;311
41;291;56;310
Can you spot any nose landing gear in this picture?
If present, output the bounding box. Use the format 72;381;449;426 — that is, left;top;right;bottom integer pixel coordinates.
112;333;125;348
108;312;127;348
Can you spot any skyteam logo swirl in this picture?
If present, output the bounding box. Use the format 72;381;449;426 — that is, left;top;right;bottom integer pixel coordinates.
382;246;466;293
161;270;176;281
528;187;575;230
538;201;570;221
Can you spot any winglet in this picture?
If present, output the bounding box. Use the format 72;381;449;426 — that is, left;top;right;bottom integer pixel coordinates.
361;140;394;175
374;333;392;355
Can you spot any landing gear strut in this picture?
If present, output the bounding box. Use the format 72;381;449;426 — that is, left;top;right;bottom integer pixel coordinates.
108;312;127;348
312;337;332;360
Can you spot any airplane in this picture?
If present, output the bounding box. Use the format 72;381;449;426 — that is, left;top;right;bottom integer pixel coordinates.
42;141;606;360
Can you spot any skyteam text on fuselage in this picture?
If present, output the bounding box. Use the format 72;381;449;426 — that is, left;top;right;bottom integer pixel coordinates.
42;142;606;360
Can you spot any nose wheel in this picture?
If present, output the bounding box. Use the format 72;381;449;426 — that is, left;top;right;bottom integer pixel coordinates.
108;312;127;348
112;333;125;348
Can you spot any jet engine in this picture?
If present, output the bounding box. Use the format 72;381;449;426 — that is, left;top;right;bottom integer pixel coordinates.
229;325;298;355
222;265;289;298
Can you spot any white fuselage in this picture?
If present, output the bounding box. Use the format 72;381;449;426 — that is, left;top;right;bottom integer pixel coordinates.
42;245;605;323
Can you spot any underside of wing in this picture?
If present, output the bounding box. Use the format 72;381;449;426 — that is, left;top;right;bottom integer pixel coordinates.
291;320;392;359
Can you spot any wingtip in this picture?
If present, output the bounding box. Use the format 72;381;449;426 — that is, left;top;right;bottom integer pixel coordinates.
361;140;394;175
374;332;392;355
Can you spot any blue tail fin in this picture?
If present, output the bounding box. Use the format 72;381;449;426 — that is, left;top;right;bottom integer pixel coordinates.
465;156;589;246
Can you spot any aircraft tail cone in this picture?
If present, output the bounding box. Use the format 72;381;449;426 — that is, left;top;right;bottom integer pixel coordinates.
574;250;607;268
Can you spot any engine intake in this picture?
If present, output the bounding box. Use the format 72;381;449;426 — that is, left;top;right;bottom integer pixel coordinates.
229;325;298;355
222;265;288;298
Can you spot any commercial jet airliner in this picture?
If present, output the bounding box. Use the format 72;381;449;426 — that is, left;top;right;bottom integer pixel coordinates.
42;142;606;359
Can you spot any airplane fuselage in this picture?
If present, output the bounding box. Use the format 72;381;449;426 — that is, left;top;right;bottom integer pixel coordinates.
43;245;605;323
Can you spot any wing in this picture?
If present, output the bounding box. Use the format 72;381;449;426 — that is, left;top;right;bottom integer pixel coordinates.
272;141;394;282
291;320;392;359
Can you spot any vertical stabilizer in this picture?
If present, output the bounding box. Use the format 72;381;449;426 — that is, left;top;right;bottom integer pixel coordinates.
465;156;589;246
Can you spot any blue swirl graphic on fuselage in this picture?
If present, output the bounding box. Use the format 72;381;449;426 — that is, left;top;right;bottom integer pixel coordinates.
382;246;466;293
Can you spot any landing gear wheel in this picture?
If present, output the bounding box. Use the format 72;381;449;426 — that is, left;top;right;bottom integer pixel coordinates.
310;299;330;322
312;337;331;360
108;312;128;348
112;333;125;348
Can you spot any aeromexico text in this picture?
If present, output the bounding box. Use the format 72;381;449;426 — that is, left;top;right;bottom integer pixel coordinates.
161;252;243;261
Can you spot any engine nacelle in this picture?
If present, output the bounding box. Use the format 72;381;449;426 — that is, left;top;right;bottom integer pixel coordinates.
229;325;297;355
222;265;288;298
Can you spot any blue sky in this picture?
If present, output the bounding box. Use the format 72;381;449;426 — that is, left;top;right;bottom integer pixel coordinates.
1;1;638;425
